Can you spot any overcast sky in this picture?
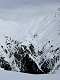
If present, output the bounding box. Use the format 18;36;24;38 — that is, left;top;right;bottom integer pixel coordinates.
0;0;60;9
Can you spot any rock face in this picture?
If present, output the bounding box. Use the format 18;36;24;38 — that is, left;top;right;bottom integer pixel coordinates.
0;36;60;74
41;59;55;73
0;57;12;71
21;54;44;74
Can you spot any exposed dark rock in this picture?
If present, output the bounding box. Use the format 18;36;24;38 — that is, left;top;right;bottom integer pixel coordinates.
29;44;35;55
0;57;12;71
38;50;43;55
21;54;44;74
0;36;60;74
41;59;55;74
14;52;21;61
4;49;8;54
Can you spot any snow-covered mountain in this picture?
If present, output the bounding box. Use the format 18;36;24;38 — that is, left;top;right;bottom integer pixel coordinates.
0;8;60;74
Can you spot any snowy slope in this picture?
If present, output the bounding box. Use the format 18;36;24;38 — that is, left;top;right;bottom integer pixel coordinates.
0;70;60;80
0;8;60;74
27;8;60;49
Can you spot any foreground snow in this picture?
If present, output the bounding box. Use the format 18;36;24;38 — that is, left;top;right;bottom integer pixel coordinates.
0;70;60;80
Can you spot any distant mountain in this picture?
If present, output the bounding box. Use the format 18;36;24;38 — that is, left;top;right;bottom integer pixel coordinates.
0;8;60;74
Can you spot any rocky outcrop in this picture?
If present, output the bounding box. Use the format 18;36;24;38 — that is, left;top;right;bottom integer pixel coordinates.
0;36;60;74
0;57;12;71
